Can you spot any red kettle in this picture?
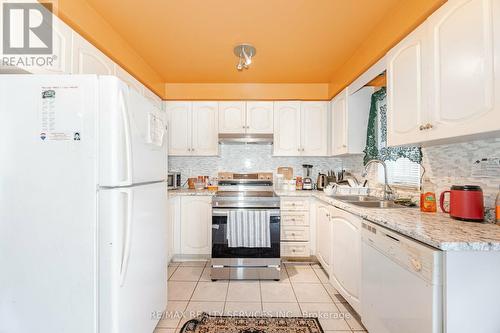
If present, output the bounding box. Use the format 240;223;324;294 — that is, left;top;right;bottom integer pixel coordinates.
440;185;484;222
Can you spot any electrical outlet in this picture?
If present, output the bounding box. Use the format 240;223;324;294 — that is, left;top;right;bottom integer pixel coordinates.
471;157;500;178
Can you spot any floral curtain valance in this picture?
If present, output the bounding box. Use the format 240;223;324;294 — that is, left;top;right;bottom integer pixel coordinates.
363;87;422;165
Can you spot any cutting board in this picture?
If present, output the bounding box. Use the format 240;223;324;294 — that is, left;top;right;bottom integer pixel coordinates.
277;167;293;180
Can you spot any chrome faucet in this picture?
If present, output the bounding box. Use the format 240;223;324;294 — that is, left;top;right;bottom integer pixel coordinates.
362;159;394;201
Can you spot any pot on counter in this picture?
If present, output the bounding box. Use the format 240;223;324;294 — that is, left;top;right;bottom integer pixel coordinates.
440;185;484;222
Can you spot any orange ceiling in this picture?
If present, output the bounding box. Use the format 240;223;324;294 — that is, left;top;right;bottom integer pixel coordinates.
83;0;402;84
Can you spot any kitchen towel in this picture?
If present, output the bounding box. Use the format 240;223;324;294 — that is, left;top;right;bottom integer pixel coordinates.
227;210;271;248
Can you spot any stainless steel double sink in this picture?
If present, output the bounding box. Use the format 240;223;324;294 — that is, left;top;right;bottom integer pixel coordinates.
331;195;410;209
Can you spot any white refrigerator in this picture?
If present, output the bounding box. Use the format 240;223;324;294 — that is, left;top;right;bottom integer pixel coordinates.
0;75;168;333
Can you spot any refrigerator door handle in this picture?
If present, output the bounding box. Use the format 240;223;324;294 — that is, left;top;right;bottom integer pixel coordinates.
118;90;133;185
119;188;133;287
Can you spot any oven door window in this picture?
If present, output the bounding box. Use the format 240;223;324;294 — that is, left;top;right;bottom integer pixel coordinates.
212;215;280;258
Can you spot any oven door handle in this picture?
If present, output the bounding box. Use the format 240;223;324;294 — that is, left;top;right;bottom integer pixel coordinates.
212;209;280;217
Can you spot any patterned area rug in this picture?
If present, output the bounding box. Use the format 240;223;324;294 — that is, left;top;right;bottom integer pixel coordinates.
179;312;324;333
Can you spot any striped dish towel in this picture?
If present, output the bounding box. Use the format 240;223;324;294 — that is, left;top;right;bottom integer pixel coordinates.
227;210;271;248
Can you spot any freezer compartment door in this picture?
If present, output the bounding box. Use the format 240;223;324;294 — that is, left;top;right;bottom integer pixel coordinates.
99;76;167;187
99;182;168;333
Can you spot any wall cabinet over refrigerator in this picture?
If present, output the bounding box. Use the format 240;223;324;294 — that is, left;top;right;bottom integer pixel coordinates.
166;102;219;156
218;101;274;134
387;0;500;147
330;87;373;156
72;33;115;75
274;101;328;156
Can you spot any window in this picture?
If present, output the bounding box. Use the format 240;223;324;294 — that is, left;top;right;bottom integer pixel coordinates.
365;87;422;187
378;157;421;187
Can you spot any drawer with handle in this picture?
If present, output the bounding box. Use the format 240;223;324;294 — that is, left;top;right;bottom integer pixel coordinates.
280;198;310;211
281;226;309;241
281;211;309;226
281;242;310;257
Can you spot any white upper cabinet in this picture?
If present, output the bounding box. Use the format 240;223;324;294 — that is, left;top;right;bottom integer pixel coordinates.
166;101;218;156
387;0;500;146
246;101;274;133
274;101;328;156
218;101;273;134
331;89;348;155
218;102;246;133
301;102;328;156
191;102;219;156
0;7;72;74
38;15;73;74
426;0;500;141
71;33;115;75
387;25;427;146
166;102;192;155
274;102;302;156
330;87;373;156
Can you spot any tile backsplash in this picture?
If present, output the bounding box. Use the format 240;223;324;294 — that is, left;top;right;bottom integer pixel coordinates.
169;137;500;222
168;144;345;183
345;137;500;222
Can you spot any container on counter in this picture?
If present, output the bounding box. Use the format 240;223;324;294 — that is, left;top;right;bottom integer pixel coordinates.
420;177;437;213
187;177;197;189
295;176;303;190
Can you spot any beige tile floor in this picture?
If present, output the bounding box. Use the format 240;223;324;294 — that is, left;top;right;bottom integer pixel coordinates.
155;261;367;333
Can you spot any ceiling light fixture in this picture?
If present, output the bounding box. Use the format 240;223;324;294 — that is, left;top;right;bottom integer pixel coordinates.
234;44;256;71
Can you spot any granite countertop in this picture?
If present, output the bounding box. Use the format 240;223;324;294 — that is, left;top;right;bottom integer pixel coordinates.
168;188;216;197
276;190;500;252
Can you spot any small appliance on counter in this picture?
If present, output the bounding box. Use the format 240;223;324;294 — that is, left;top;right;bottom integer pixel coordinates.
302;164;313;190
440;185;484;222
167;171;181;189
316;173;328;190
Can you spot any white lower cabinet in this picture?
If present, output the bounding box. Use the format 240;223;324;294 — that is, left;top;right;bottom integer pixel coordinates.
316;204;333;272
280;197;311;257
168;196;212;257
180;196;212;255
167;196;180;262
329;207;362;313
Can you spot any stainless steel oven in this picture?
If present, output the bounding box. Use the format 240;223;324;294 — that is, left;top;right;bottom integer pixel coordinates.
210;173;281;280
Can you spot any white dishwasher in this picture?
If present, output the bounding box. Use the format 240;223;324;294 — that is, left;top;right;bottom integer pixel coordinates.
361;220;443;333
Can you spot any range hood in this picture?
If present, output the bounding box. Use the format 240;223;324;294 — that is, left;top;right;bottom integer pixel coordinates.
218;133;273;145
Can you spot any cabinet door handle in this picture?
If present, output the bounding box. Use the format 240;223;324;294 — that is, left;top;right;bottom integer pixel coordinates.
291;233;296;236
